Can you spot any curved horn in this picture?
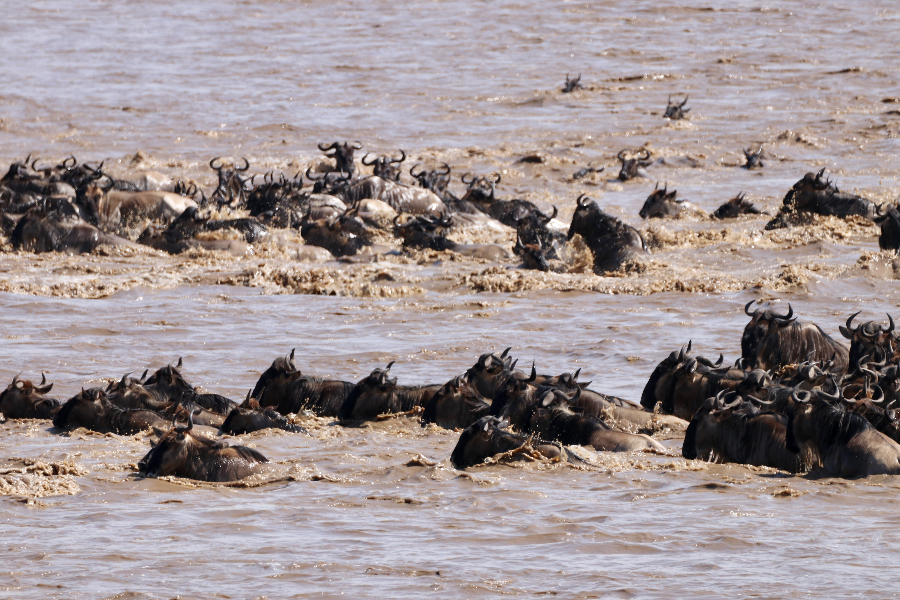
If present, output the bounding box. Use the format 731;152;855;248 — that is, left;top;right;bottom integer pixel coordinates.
237;157;250;171
617;150;627;161
305;167;324;181
460;173;475;185
361;153;377;166
209;157;223;170
318;142;339;151
351;141;363;150
791;389;811;404
772;303;794;324
384;361;395;373
887;313;895;334
528;362;537;382
576;193;592;208
409;163;424;178
391;150;406;164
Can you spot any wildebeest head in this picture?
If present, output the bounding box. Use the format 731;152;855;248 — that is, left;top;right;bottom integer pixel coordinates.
52;387;112;429
664;94;690;120
640;341;692;410
393;213;454;251
743;146;764;169
465;348;517;399
561;72;583;93
514;233;550;271
410;163;452;196
144;358;193;400
305;168;352;196
138;411;205;475
639;183;681;219
875;204;900;253
741;301;796;365
711;192;767;219
300;204;373;257
839;312;897;367
251;349;301;400
0;373;58;419
617;149;652;181
460;173;500;207
318;141;362;177
567;194;647;272
421;372;491;430
361;150;405;182
209;157;251;207
450;415;530;469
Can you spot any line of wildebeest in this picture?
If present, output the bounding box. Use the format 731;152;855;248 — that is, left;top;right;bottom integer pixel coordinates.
2;301;900;482
2;139;900;274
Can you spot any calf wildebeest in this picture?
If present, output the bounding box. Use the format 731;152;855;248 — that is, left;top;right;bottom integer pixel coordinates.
742;302;849;372
617;149;652;181
138;412;270;482
839;312;898;368
143;359;237;415
682;392;801;472
209;157;252;207
450;416;562;469
567;194;648;273
743;147;764;169
339;362;441;423
52;388;172;435
787;389;900;477
765;169;877;229
875;205;900;252
253;350;353;417
220;395;307;435
0;374;60;419
561;73;583;93
664;94;690;120
711;192;767;219
362;150;405;182
421;374;491;430
319;141;362;177
528;389;666;452
639;183;700;219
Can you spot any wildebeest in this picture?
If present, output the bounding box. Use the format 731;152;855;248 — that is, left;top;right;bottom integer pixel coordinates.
208;157;252;207
138;412;270;481
0;374;60;419
252;350;354;417
393;213;455;251
787;389;900;477
421;374;491;430
561;73;583;93
682;392;801;472
319;141;362;177
52;387;173;434
664;94;690;120
339;362;441;423
765;169;877;229
528;389;666;452
300;206;374;257
617;149;652;181
143;358;237;415
573;165;604;180
514;233;551;271
567;194;648;273
138;206;267;254
875;205;900;252
11;201;135;254
450;416;562;469
464;349;519;399
409;162;455;203
838;312;897;368
361;150;405;182
711;192;767;219
339;175;446;215
743;147;764;169
639;183;700;219
742;302;849;372
220;395;308;435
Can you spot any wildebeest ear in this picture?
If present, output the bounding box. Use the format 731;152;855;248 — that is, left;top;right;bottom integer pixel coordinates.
540;391;554;407
572;368;581;381
482;418;492;432
838;326;853;339
151;427;167;439
15;380;24;389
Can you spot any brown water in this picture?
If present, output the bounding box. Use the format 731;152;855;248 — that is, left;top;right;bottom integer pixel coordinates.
3;1;900;598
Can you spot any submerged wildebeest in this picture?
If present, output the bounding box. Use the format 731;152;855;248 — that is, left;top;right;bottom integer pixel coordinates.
839;312;898;367
573;165;604;180
743;147;764;169
664;94;690;120
682;392;801;472
300;205;374;257
421;373;491;430
786;389;900;478
253;350;354;417
617;149;652;181
361;150;406;182
567;194;648;273
639;183;700;219
514;233;551;271
138;206;267;253
143;358;237;415
561;73;583;93
11;200;135;254
103;371;224;427
711;192;767;219
528;389;666;453
319;141;363;177
450;416;563;470
874;205;900;252
138;412;270;482
765;169;877;229
338;362;441;423
393;213;455;251
742;302;849;372
52;388;173;435
220;394;308;435
0;374;60;419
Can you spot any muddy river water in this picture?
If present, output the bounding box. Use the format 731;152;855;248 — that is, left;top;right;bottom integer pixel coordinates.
3;0;900;598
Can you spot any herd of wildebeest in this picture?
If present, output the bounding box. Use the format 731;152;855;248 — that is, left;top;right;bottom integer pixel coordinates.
2;301;900;482
2;133;900;273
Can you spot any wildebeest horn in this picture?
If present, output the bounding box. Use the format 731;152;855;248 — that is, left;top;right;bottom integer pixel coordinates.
617;150;627;161
744;300;759;317
318;142;339;151
391;150;406;164
460;173;475;185
576;193;592;208
176;357;183;368
305;167;324;181
361;153;377;166
501;347;511;358
237;158;250;171
210;157;224;171
680;96;689;107
492;173;501;185
841;311;862;338
715;354;723;367
409;163;424;177
540;390;555;407
887;313;895;334
772;304;794;324
528;362;537;382
351;141;363;150
384;361;395;374
509;359;518;370
791;389;811;404
572;368;581;381
120;372;132;386
438;162;451;175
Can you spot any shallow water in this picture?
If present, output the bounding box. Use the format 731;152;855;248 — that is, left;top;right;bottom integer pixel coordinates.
3;0;900;597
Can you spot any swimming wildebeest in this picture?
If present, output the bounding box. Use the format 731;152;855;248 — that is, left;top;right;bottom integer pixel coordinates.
839;312;898;368
664;94;690;120
450;416;563;469
742;302;849;372
338;362;441;423
682;392;801;472
743;147;764;169
711;192;767;219
874;205;900;252
0;374;60;419
765;169;877;229
361;150;406;182
143;358;237;415
567;194;648;273
208;157;252;207
138;412;270;482
639;183;700;219
421;373;491;430
52;387;173;435
220;395;308;435
561;73;583;93
617;149;652;181
252;350;354;417
318;141;363;177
